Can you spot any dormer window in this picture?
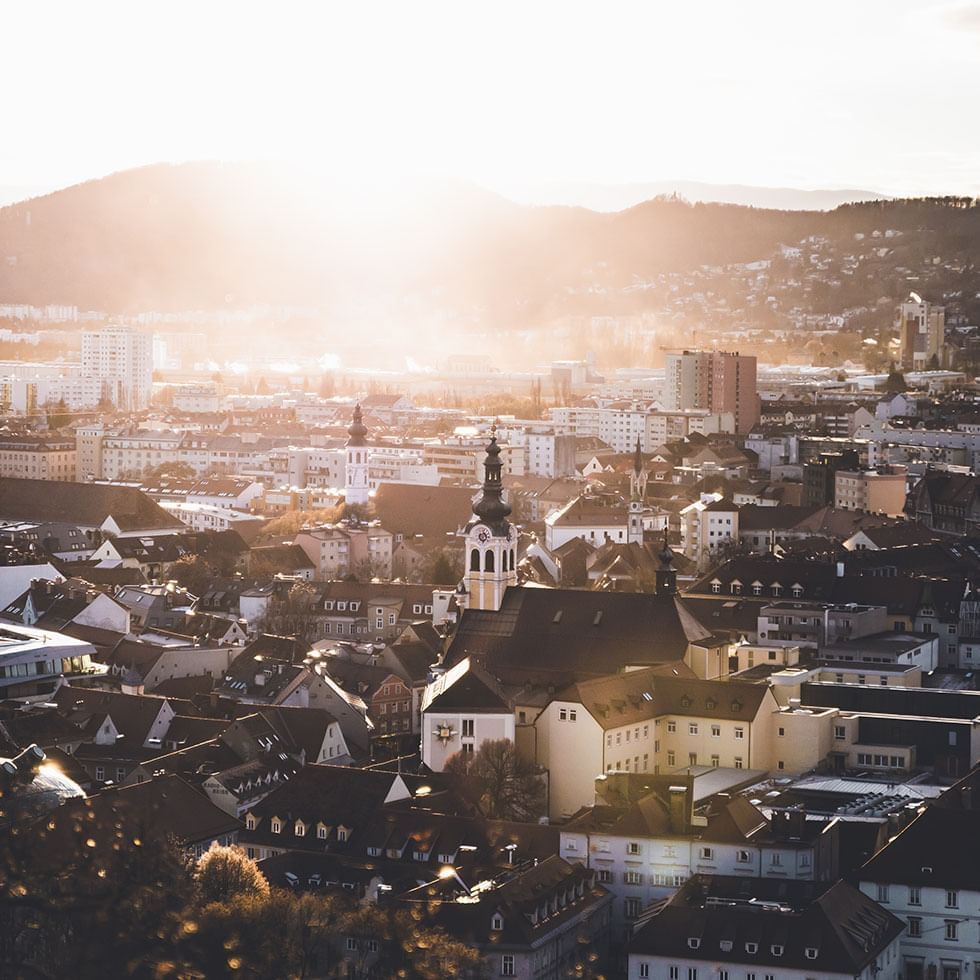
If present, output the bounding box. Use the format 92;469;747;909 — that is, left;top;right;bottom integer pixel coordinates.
270;817;282;834
688;938;701;950
771;583;782;596
491;914;504;931
720;941;733;953
771;945;784;957
317;823;328;840
791;584;803;598
731;583;742;595
805;948;818;960
711;581;721;594
745;942;758;954
295;820;305;837
337;827;349;843
245;814;257;831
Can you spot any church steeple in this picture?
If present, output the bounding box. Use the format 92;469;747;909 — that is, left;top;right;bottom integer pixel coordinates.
472;423;512;530
346;403;367;447
628;437;646;545
656;527;677;596
345;402;370;506
460;423;517;612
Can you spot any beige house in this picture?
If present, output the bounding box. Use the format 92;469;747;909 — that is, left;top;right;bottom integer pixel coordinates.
535;667;780;820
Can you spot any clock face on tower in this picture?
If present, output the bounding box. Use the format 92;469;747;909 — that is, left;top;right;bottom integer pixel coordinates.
476;528;491;543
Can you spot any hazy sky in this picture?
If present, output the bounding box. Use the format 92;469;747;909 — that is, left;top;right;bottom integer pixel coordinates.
2;0;978;196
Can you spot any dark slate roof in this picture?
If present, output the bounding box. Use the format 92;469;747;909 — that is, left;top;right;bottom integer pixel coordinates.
629;875;903;974
859;781;980;890
446;586;711;685
0;479;182;532
61;773;241;845
422;658;512;714
243;764;405;836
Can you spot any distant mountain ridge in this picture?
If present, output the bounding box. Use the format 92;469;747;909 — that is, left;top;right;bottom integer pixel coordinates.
494;179;891;212
0;162;974;318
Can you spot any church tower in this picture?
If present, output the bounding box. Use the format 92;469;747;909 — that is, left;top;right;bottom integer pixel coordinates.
460;424;517;612
345;403;370;507
628;437;646;546
655;527;677;596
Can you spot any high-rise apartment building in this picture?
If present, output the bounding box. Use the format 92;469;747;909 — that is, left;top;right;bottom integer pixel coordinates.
664;350;758;434
898;294;945;371
81;327;153;410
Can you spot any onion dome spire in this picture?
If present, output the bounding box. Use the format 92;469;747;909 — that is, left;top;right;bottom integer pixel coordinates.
472;422;512;529
346;403;368;447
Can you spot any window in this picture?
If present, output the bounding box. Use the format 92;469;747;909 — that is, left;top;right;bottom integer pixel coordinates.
876;884;889;902
746;942;758;954
711;725;720;737
367;939;379;953
337;827;349;843
667;720;676;733
346;938;357;951
737;849;751;864
771;853;782;866
909;886;921;906
700;847;713;860
834;725;846;740
596;870;613;883
569;709;576;721
627;842;640;855
945;920;958;942
771;945;784;956
491;914;503;931
908;917;922;938
734;727;744;740
625;898;642;919
710;754;720;767
667;751;676;766
625;871;643;885
946;889;958;909
689;723;699;735
559;708;567;721
778;727;785;737
271;818;282;834
688;966;699;979
640;966;650;979
805;948;818;960
295;820;306;837
95;766;105;781
734;757;743;769
462;719;475;737
670;968;679;980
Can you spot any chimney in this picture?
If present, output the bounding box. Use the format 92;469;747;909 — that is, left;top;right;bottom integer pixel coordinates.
668;784;691;834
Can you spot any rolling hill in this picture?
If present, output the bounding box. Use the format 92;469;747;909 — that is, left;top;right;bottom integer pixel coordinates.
0;163;975;320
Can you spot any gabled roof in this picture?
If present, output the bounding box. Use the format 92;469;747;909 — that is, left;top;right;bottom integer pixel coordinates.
372;483;475;538
446;586;712;685
859;795;980;890
0;478;183;532
422;657;511;714
244;764;407;835
629;875;904;974
557;669;769;730
53;685;190;745
57;773;241;845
